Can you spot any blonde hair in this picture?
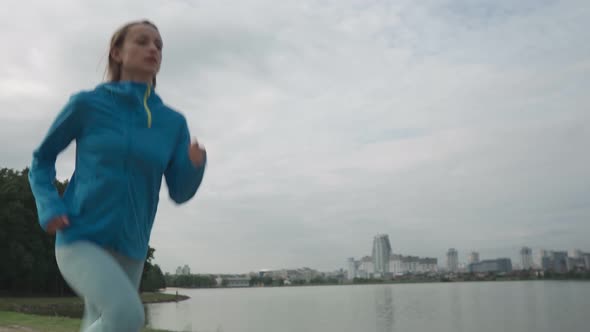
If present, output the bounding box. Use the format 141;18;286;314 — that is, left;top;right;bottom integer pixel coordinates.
106;20;159;87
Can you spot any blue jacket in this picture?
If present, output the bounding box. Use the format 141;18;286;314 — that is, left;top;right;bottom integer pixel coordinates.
28;81;207;261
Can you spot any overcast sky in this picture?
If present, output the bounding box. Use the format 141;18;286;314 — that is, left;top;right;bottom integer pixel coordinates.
2;0;589;274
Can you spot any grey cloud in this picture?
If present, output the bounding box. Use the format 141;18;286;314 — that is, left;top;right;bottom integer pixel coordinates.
1;0;588;274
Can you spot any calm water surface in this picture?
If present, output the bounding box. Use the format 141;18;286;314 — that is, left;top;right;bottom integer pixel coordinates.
147;281;590;332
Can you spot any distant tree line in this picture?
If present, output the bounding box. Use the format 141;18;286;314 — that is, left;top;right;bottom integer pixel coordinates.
249;275;342;287
249;276;275;287
0;167;164;296
163;274;344;289
165;274;217;288
542;270;590;280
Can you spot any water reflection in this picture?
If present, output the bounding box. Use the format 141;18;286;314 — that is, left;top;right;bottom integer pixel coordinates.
147;299;199;332
147;282;590;332
374;286;394;332
449;285;464;332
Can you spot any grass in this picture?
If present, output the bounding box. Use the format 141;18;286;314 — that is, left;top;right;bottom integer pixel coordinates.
0;292;187;316
0;311;173;331
140;292;189;304
0;292;187;331
0;310;80;332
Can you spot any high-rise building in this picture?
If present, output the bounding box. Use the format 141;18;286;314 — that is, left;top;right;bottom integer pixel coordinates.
468;258;512;273
468;252;480;265
447;248;459;272
389;254;438;275
520;247;533;270
372;234;392;277
357;256;374;279
176;265;190;275
571;249;583;258
346;257;357;281
536;249;548;268
542;251;568;273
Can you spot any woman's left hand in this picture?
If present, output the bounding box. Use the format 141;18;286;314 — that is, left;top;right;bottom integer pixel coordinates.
189;139;206;168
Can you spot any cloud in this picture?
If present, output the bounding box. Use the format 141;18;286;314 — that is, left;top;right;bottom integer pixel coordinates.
1;0;588;273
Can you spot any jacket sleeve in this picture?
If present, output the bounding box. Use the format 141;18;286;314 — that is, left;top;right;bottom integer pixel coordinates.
28;93;84;230
164;116;207;204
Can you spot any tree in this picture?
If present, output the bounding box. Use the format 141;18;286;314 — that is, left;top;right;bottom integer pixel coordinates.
141;262;166;292
0;168;72;296
263;276;273;286
0;167;165;296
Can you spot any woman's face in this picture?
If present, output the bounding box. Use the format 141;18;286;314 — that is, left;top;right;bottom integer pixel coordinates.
113;23;163;80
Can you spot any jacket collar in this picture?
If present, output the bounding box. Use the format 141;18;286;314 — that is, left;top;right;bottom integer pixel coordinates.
98;80;163;106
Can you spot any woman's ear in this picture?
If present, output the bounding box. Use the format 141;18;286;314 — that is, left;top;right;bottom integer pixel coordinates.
110;47;122;63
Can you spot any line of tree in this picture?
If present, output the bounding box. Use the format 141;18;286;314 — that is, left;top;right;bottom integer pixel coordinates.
0;167;164;296
247;276;342;287
165;274;217;288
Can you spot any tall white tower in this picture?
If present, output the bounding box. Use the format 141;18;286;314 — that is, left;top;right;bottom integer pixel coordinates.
372;234;392;277
447;248;459;272
346;258;357;281
520;247;533;270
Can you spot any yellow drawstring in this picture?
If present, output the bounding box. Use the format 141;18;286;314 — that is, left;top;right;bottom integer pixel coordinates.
143;83;152;128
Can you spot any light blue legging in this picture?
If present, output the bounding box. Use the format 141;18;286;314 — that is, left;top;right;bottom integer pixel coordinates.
55;241;146;332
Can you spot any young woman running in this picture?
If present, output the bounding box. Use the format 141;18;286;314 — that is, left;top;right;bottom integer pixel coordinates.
28;19;207;331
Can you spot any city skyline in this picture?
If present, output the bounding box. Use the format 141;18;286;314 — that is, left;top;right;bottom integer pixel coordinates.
166;242;588;275
341;236;590;278
343;237;589;271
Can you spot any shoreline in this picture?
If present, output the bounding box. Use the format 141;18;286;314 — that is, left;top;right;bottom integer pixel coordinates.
167;277;590;291
0;291;189;319
0;292;188;332
0;311;173;332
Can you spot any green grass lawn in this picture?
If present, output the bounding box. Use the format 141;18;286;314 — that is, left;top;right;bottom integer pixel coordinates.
0;292;187;331
0;310;80;332
0;311;173;331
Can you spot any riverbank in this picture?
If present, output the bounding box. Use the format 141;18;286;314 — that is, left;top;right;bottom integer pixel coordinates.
168;275;590;290
0;292;188;332
0;311;173;332
0;292;188;318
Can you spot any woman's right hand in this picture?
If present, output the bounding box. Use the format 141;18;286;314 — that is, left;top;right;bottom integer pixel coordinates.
46;215;70;235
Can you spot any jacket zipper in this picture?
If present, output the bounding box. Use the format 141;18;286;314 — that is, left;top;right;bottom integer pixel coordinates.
143;83;152;128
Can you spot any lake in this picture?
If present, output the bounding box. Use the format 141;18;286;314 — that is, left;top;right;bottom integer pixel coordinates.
146;281;590;332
